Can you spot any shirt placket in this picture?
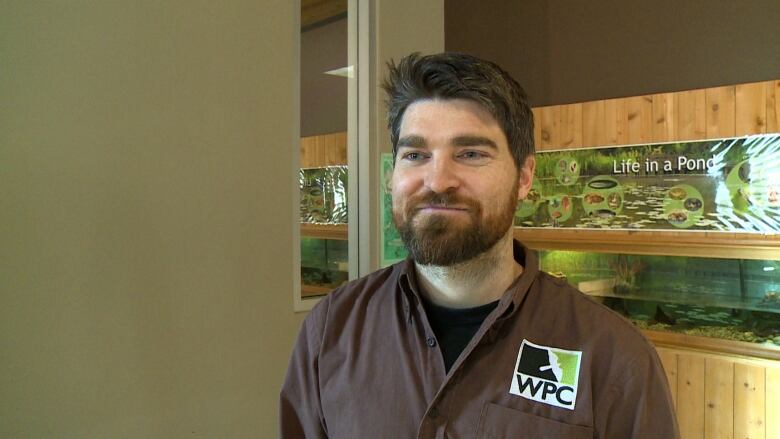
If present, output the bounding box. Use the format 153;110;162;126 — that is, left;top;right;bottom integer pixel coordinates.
413;302;507;439
399;254;534;439
422;299;527;438
399;276;450;439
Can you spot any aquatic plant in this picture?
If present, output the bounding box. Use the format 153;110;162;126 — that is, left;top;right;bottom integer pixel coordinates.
610;255;645;295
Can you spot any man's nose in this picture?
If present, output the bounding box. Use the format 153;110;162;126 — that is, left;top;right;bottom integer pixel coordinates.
424;157;460;193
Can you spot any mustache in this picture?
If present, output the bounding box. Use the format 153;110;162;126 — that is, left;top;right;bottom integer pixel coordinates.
407;191;480;211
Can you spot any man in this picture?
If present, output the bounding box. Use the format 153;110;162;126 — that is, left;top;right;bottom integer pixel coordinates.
281;52;679;438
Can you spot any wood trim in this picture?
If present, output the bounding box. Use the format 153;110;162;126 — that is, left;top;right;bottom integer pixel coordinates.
301;283;334;297
300;223;348;240
514;228;780;260
646;330;780;362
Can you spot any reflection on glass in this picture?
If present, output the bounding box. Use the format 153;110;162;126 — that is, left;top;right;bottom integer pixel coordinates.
300;166;348;224
540;250;780;347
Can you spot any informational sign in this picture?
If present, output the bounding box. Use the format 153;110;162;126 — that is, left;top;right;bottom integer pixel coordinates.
517;134;780;233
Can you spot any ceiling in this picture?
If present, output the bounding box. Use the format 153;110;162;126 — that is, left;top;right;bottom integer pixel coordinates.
302;0;347;29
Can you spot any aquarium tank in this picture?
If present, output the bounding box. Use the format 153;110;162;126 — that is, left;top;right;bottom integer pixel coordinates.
301;237;348;290
540;250;780;347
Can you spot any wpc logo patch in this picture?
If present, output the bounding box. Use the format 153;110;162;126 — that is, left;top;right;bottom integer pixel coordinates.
509;340;582;410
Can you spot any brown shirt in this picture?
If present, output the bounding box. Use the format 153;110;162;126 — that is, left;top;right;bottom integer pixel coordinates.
280;241;680;438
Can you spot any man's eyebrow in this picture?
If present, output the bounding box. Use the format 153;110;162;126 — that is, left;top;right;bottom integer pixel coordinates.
396;135;498;149
451;135;498;149
397;135;427;148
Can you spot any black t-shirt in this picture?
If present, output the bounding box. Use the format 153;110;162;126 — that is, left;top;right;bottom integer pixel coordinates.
421;297;499;372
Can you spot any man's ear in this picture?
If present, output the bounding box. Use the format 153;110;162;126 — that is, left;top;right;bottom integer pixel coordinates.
516;155;536;199
385;164;394;192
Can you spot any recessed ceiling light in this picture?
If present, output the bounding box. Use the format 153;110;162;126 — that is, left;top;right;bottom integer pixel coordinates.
324;66;353;78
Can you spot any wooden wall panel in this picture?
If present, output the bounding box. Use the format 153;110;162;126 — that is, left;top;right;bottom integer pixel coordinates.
734;363;766;439
678;354;706;439
736;82;767;136
767;367;780;439
705;86;736;139
300;136;316;168
604;98;628;145
315;136;327;165
532;107;543;151
582;100;606;147
676;89;707;141
325;131;348;165
300;132;347;168
626;95;653;145
653;92;677;142
654;347;780;439
535;78;778;150
704;358;734;439
767;80;780;134
658;348;679;407
558;103;582;149
538;105;559;150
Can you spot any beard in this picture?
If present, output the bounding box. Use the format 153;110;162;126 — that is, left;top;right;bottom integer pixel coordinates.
392;183;519;266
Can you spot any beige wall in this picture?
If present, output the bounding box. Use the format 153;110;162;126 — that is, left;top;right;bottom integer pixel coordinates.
1;1;304;437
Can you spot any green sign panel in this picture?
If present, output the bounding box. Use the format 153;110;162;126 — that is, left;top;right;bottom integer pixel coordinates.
381;153;408;266
518;134;780;233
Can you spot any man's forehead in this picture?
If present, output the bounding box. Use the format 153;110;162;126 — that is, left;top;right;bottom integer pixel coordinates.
401;98;497;126
398;98;506;147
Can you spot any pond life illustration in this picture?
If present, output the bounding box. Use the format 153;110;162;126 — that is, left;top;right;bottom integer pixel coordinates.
515;134;780;233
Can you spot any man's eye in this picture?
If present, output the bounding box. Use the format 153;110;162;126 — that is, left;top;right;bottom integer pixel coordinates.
460;151;487;160
402;152;424;161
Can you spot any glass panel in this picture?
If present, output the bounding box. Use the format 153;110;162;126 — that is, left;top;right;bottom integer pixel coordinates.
540;250;780;347
299;2;351;300
301;237;348;297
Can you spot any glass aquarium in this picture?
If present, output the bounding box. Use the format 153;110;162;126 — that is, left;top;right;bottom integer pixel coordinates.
540;250;780;348
301;237;348;295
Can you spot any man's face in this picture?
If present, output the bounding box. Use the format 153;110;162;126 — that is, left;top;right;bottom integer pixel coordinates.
391;99;535;266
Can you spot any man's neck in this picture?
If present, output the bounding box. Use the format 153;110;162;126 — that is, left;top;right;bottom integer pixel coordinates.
414;230;522;309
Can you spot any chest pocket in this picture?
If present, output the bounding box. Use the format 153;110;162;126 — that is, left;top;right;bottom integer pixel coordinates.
476;403;593;439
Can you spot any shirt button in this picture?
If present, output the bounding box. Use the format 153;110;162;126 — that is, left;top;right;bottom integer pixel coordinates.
426;336;437;347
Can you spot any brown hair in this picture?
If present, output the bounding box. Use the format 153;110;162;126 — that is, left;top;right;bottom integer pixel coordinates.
382;52;535;169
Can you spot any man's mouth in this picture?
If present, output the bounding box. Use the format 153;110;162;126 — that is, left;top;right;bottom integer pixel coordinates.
416;205;469;214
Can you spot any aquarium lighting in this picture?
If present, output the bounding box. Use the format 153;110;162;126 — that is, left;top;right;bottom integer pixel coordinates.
763;266;775;272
